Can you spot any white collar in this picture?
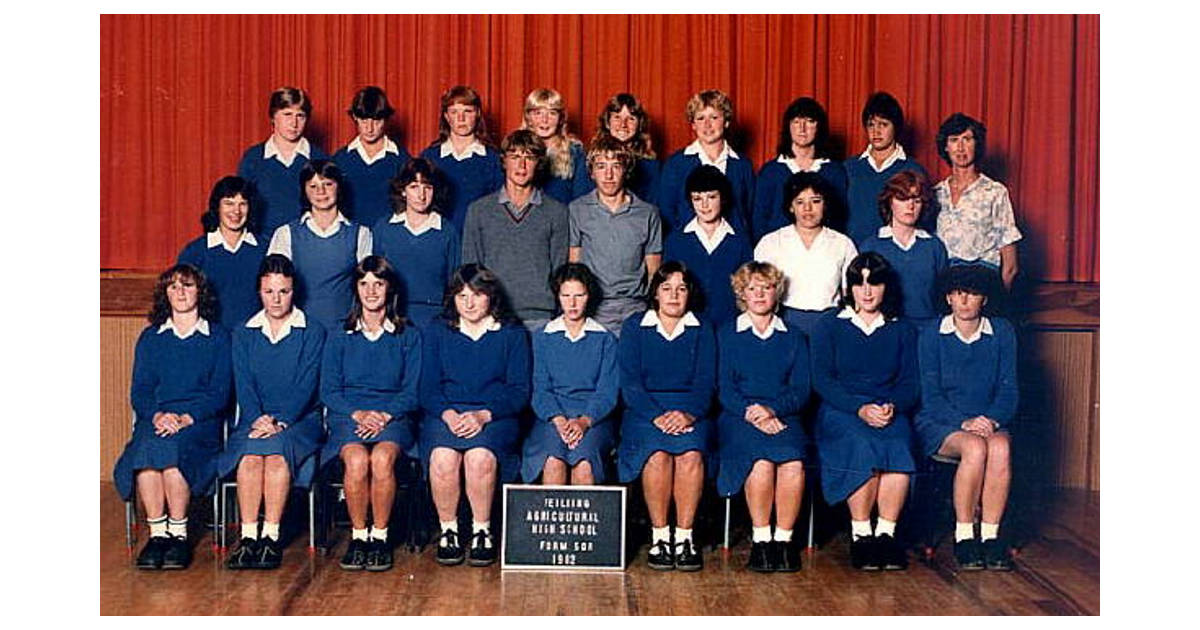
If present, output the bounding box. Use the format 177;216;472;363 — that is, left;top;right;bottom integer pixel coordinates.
300;211;350;237
348;135;399;165
682;217;735;255
458;316;501;341
939;315;994;345
543;316;607;343
735;312;787;341
684;139;738;166
859;143;908;173
640;309;701;342
837;306;887;336
206;230;258;254
440;138;487;161
263;136;311;167
776;154;830;175
245;308;307;344
877;225;931;252
389;211;444;236
157;317;211;340
351;317;396;342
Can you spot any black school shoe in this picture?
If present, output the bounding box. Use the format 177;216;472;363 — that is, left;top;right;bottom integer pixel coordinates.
674;540;703;572
257;537;283;570
135;535;171;570
226;537;260;570
954;538;985;571
340;539;368;571
774;540;802;573
876;534;908;571
436;530;466;566
647;540;675;570
365;539;394;572
982;539;1014;571
160;535;192;570
747;541;774;572
850;535;881;571
468;530;497;567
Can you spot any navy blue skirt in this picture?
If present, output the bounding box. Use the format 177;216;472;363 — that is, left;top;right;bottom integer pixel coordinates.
520;419;615;483
716;411;810;497
616;402;713;483
814;404;916;504
420;414;521;483
320;414;417;465
112;420;223;500
782;307;835;339
217;411;324;488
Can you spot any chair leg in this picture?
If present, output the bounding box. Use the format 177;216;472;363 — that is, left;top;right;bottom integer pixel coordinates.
125;500;135;556
806;488;816;551
722;497;731;549
211;491;220;550
308;488;316;553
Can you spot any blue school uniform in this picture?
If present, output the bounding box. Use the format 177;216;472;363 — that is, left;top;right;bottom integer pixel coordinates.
333;138;413;229
113;319;232;500
751;158;849;243
418;142;504;232
540;141;592;206
662;220;753;328
372;212;461;328
177;232;266;327
270;213;371;332
858;227;949;323
914;316;1018;457
809;309;919;504
237;138;330;234
319;319;423;463
616;311;717;482
658;144;755;235
419;320;531;483
716;314;812;496
521;318;620;482
843;151;928;246
218;309;326;487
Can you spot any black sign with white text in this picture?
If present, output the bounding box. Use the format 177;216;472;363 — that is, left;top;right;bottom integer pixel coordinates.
501;484;626;571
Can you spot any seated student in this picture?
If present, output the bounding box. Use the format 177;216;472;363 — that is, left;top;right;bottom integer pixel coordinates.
658;89;755;235
589;92;661;205
915;265;1017;571
663;165;753;327
522;263;619;485
114;264;232;570
462;129;569;333
320;256;422;572
333;86;413;229
618;262;717;572
810;253;919;572
843;92;927;246
372;157;461;328
569;136;663;336
177;175;267;327
752;97;848;242
859;170;949;327
716;261;811;573
220;255;326;570
238;86;329;234
522;88;591;205
421;264;531;567
419;85;505;232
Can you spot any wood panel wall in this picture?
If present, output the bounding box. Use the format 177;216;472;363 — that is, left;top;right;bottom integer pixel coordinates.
100;316;142;479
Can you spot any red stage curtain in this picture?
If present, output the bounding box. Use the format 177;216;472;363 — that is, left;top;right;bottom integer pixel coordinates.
100;14;1098;282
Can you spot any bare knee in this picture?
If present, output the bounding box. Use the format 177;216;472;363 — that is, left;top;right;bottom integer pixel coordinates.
986;433;1012;470
463;449;497;478
542;457;567;478
341;447;370;482
645;451;672;473
777;461;805;481
238;456;265;475
264;455;289;477
956;433;988;468
675;450;703;474
571;460;594;483
370;447;398;480
429;449;462;483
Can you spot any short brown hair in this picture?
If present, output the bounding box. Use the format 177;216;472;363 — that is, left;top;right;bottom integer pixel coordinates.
877;170;930;225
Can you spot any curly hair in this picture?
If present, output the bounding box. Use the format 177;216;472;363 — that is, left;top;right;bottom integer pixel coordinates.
147;263;218;325
936;112;987;166
730;261;786;313
594;92;656;159
200;176;258;234
439;263;514;327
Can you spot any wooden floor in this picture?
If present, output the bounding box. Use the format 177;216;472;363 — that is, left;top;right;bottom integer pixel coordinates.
100;482;1098;615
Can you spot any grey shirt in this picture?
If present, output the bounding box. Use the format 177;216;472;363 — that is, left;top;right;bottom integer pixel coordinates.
568;190;663;300
462;187;570;322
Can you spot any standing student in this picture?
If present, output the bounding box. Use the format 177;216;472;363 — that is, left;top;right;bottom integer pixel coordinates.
419;85;504;232
220;255;326;570
421;264;531;567
590;92;661;205
658;89;755;235
372;157;461;328
522;263;620;485
268;160;372;332
462;130;569;332
753;97;848;242
320;256;423;572
114;264;231;570
177;176;266;327
933;113;1022;291
618;262;717;572
522;88;591;205
238;86;329;234
333;86;412;229
843;92;927;246
568;136;663;336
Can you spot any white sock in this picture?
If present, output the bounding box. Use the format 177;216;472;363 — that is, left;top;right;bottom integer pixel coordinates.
955;522;976;542
167;517;188;539
241;522;259;540
262;522;280;541
439;521;458;547
875;518;896;537
148;516;168;538
980;522;1000;541
651;526;671;545
674;527;693;548
351;527;369;542
752;526;772;543
773;527;793;543
370;527;388;542
472;521;492;547
851;520;873;541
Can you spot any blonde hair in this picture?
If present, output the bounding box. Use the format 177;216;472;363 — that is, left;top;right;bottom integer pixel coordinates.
522;88;579;180
685;89;735;123
730;261;786;312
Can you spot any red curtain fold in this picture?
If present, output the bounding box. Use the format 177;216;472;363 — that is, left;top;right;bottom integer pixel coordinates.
100;14;1099;282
